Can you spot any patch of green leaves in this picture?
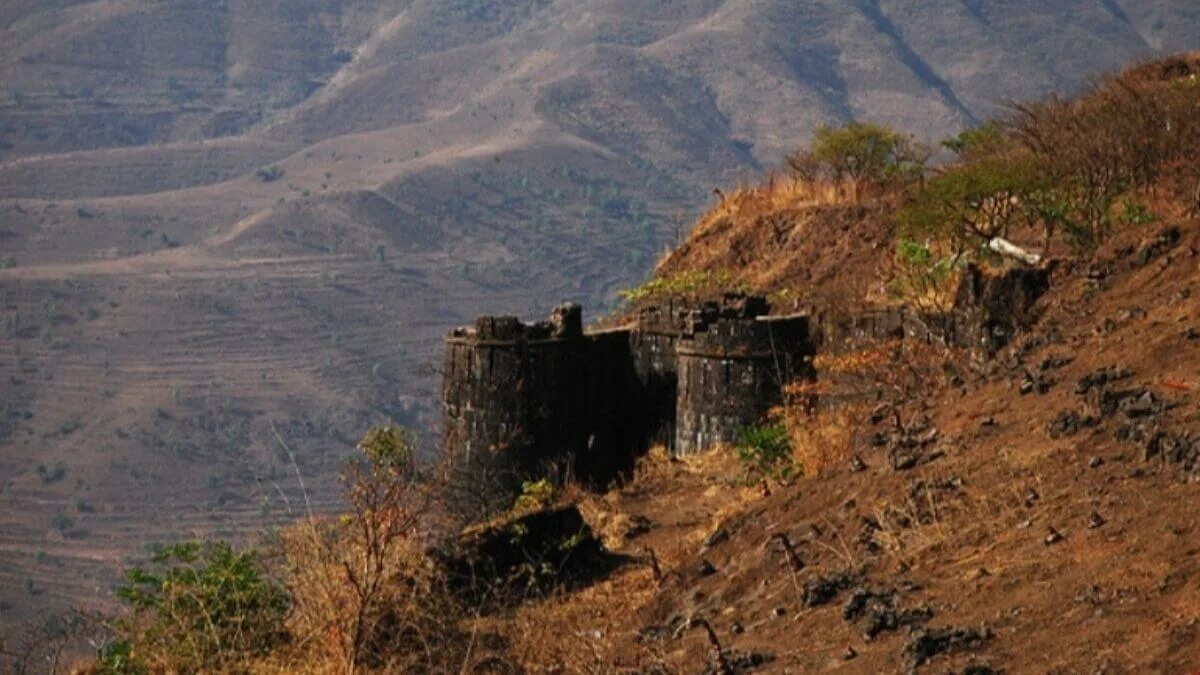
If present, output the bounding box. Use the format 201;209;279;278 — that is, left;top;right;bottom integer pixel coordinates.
618;269;743;304
735;423;797;484
113;541;288;672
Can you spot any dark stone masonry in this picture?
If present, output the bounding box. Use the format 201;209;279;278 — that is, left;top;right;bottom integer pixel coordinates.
442;294;814;487
442;265;1051;488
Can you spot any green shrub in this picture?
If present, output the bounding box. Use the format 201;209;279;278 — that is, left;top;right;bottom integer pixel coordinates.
898;154;1046;250
51;513;73;534
113;541;288;672
36;463;67;484
96;641;143;675
254;165;284;183
1119;200;1157;226
618;269;743;304
512;478;554;514
787;122;927;189
889;239;959;312
941;121;1007;159
736;423;797;483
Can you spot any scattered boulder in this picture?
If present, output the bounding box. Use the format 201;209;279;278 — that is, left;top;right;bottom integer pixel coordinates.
1074;366;1133;395
1019;371;1053;395
1046;410;1099;439
715;650;775;673
841;586;933;640
803;573;858;607
903;626;991;669
442;505;627;606
1134;226;1181;266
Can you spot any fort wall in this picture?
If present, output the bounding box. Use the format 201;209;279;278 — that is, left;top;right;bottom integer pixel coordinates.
441;265;1051;488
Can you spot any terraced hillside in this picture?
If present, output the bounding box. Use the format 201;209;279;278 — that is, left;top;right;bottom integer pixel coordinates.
4;0;1200;626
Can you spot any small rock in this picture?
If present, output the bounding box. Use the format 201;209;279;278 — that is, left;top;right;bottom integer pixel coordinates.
890;447;922;471
772;606;788;618
730;621;744;635
903;626;991;669
623;514;653;539
698;559;717;577
869;403;891;424
703;529;729;549
843;646;858;661
728;651;775;670
1088;512;1106;529
1045;527;1065;546
1024;488;1040;507
850;455;867;472
968;567;991;581
979;416;998;428
803;573;856;607
1089;456;1104;469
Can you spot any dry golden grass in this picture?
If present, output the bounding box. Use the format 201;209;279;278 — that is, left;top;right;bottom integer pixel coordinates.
773;403;862;478
493;567;665;672
687;175;851;242
271;519;466;674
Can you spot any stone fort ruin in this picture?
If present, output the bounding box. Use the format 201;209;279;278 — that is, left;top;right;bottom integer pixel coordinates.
441;265;1050;489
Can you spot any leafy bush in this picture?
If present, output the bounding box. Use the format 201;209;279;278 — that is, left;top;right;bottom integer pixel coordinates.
254;165;284;183
890;59;1200;260
36;463;67;484
898;154;1046;251
112;541;288;672
787;122;928;193
278;425;465;672
888;239;959;312
512;478;554;514
50;513;73;535
735;423;797;483
1119;200;1157;226
618;269;743;304
941;121;1007;159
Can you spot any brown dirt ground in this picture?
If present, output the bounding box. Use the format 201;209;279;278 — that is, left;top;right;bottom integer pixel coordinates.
476;216;1200;673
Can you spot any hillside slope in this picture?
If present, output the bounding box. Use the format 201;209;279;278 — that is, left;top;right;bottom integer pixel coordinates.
457;58;1200;670
4;0;1200;627
490;215;1200;671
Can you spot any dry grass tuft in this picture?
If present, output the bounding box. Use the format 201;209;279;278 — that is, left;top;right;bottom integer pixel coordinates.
272;520;465;673
693;175;852;240
496;567;664;672
773;403;862;478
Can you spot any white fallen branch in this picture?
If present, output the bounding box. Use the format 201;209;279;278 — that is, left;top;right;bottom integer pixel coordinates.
988;237;1042;266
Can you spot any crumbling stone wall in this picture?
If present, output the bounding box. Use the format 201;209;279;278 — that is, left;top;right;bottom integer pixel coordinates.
442;295;813;485
952;264;1052;355
675;302;813;455
442;305;588;496
628;301;686;451
441;266;1051;488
